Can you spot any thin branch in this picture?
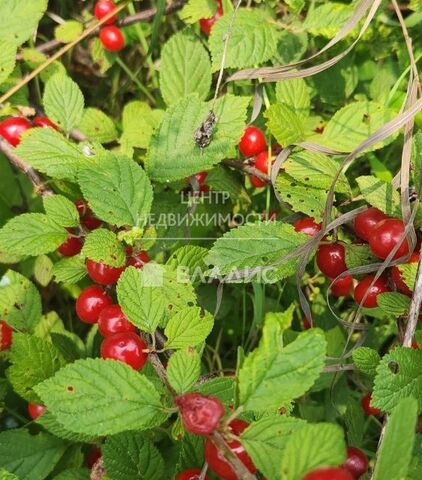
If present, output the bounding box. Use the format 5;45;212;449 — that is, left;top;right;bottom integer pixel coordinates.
222;158;270;182
147;349;177;396
323;364;355;373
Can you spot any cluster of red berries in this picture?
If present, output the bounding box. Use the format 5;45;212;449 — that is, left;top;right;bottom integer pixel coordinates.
239;125;272;188
0;115;58;147
199;0;223;35
94;0;125;52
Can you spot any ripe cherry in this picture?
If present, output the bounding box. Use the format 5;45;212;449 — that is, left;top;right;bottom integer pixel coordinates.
303;318;312;330
239;126;267;157
205;419;256;480
82;215;102;230
100;332;148;370
294;217;322;237
303;467;354;480
32;116;59;130
174;392;225;436
27;403;46;420
86;259;126;285
369;218;409;260
127;250;151;269
254;151;272;174
0;321;13;350
249;175;267;188
76;285;113;323
98;304;135;337
86;447;102;469
330;275;354;297
354;275;391;308
342;446;369;479
316;243;347;278
361;393;381;416
354;207;387;242
57;235;83;257
94;0;118;25
185;171;208;185
175;469;210;480
391;251;419;296
199;1;223;35
99;26;125;52
0;117;32;146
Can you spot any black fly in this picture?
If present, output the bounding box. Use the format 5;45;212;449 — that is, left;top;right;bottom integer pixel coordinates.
194;110;217;150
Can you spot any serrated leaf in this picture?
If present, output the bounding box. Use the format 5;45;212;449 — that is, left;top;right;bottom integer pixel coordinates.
146;94;249;182
241;416;306;480
34;255;54;287
285;0;305;14
373;397;418;480
53;468;90;480
165;307;214;349
78;108;118;144
0;430;67;480
0;213;66;256
103;432;164;480
160;29;211;106
206;165;250;203
167;348;201;393
179;0;216;23
166;245;208;277
397;262;418;292
53;256;87;284
275;78;310;118
352;347;381;376
345;243;378;269
35;358;168;436
0;470;19;480
356;176;401;216
377;292;411;317
43;195;80;228
81;229;126;267
264;104;305;146
7;333;66;402
273;29;308;65
0;270;42;330
54;21;83;43
281;423;346;480
43;74;84;132
196;376;235;405
90;37;114;74
303;2;354;38
373;347;422;413
0;41;17;85
209;9;278;71
15;128;84;180
36;412;94;443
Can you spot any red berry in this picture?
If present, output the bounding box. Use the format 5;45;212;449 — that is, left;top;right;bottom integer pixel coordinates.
127;249;151;269
75;200;90;217
185;171;208;185
254;151;272;174
94;0;117;24
86;259;125;285
353;207;388;242
174;392;225;436
249;175;267;188
303;467;354;480
199;1;223;35
175;469;210;480
412;340;419;349
369;218;409;260
76;285;113;324
0;117;32;146
316;243;347;278
204;419;256;480
354;275;391;308
239;126;267;157
57;235;83;257
98;304;135;337
391;251;419;295
100;332;148;370
0;321;13;350
99;26;125;52
342;446;369;479
330;275;354;297
32;116;59;130
303;318;311;330
82;215;102;230
294;217;322;237
361;393;381;416
27;403;46;420
86;447;102;469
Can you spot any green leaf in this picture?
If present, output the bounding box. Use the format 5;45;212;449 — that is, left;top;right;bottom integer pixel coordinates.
53;256;87;284
53;468;90;480
273;30;308;65
0;270;42;330
395;262;417;292
264;104;305;146
206;222;309;283
77;108;118;144
179;0;216;23
36;411;94;443
34;255;54;287
146;94;249;182
165;307;214;349
15;128;84;180
0;213;66;256
7;333;66;402
43;195;80;228
373;397;418;480
373;347;422;413
206;165;250;203
35;358;168;436
345;243;378;269
377;292;411;317
280;423;346;480
0;41;17;85
241;416;306;480
196;377;235;405
209;9;278;71
0;470;19;480
356;176;401;216
160;29;211;106
303;2;354;38
78;152;153;227
167;348;201;393
166;245;208;278
285;0;305;14
238;324;326;410
352;347;381;376
54;21;83;43
275;78;310;118
103;432;164;480
43;74;84;132
81;229;126;267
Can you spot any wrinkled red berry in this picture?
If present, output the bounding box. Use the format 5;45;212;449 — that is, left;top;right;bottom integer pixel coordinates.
316;243;347;278
239;126;267;157
199;1;223;35
369;218;409;260
330;275;354;297
101;332;148;370
361;393;381;416
353;207;388;242
354;275;391;308
342;446;369;479
303;467;354;480
0;321;13;350
57;235;83;257
175;392;225;436
94;0;118;25
99;26;125;52
294;217;322;237
0;117;32;146
391;252;419;296
27;403;46;420
175;468;210;480
33;116;59;130
86;259;126;285
76;285;113;323
98;304;135;337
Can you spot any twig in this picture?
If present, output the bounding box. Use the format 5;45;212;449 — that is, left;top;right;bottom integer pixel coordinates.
222;158;270;182
148;350;177;396
323;364;355;373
